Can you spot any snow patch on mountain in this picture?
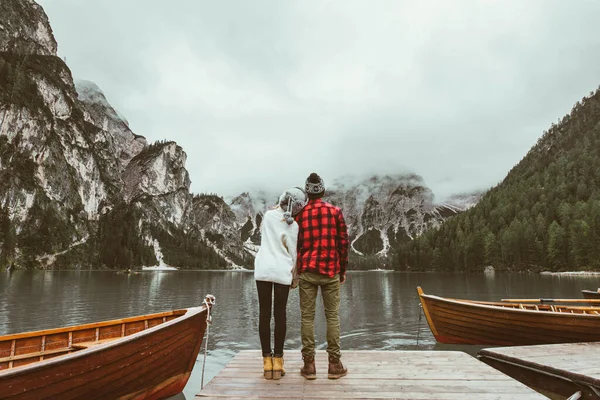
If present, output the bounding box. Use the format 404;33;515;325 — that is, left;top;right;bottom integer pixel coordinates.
148;238;175;269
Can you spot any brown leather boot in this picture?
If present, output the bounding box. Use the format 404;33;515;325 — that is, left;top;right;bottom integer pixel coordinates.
300;355;317;380
328;356;347;379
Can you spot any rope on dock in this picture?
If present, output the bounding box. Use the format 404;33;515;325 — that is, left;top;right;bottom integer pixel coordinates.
416;303;423;348
201;294;215;390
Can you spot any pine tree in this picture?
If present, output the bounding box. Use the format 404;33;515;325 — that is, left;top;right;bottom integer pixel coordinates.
570;220;592;268
547;221;567;270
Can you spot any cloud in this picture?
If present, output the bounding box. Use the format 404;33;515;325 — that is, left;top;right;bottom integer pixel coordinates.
38;0;600;200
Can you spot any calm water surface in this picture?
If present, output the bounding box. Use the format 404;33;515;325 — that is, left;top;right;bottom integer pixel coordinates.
2;270;600;399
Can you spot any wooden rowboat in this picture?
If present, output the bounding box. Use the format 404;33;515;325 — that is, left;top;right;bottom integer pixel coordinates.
0;298;213;400
582;289;600;300
478;343;600;400
417;286;600;346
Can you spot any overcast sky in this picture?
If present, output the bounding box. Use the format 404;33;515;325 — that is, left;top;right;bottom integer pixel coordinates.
37;0;600;201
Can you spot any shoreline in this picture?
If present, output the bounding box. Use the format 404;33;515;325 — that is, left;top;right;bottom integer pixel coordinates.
540;271;600;276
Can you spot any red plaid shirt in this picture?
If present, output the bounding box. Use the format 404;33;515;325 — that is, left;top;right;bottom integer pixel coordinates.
295;199;349;277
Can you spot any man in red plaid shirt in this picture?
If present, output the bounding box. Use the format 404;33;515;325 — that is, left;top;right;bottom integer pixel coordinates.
296;172;349;380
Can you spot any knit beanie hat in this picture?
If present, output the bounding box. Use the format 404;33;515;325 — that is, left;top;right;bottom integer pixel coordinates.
279;187;308;224
305;172;325;196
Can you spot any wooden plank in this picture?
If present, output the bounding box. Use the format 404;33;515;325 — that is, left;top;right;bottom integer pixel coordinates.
231;351;474;361
501;298;600;304
0;347;74;363
71;337;121;349
198;389;543;399
198;391;541;399
196;350;546;399
204;381;535;392
214;372;514;381
480;342;600;379
479;342;600;400
479;342;598;356
206;377;529;388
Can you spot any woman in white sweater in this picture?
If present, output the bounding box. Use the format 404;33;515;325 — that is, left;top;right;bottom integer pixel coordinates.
254;187;307;380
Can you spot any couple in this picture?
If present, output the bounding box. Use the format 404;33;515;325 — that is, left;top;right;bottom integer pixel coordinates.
254;172;349;381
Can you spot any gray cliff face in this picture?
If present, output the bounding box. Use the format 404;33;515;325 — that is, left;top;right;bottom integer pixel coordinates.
231;175;481;259
0;0;57;56
229;190;276;246
185;195;251;267
0;2;108;268
122;142;192;240
326;174;460;256
123;143;190;201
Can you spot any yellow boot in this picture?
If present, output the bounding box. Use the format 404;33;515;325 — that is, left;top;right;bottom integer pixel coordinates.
263;355;273;379
272;356;285;380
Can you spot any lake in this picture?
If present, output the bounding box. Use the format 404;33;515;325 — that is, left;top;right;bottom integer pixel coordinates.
2;270;600;399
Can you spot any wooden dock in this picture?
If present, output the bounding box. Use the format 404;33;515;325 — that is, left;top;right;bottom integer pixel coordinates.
196;350;547;399
479;342;600;399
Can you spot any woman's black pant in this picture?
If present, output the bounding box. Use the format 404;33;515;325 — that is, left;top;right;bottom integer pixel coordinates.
256;280;290;357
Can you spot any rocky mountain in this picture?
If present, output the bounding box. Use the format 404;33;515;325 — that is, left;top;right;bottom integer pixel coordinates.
228;190;277;251
0;0;57;56
228;175;482;263
76;80;145;170
0;0;251;270
326;174;479;256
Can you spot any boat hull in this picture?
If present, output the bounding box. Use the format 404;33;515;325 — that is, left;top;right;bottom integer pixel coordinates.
0;307;208;400
418;287;600;346
479;354;599;399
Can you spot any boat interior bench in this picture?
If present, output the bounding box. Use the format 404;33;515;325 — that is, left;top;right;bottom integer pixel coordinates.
0;347;74;363
0;337;121;363
71;337;120;349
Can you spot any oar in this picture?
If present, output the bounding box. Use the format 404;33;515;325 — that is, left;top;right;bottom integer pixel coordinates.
501;298;600;303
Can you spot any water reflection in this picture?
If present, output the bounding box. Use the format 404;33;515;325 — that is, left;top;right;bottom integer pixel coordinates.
2;270;600;399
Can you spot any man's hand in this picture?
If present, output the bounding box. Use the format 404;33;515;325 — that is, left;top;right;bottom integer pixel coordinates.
339;274;346;284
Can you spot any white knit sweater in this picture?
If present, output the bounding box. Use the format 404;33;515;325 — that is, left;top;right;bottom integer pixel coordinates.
254;207;298;285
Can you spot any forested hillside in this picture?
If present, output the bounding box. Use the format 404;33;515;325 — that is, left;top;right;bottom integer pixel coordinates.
395;87;600;272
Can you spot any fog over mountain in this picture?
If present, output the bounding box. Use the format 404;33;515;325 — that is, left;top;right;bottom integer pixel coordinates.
36;0;600;200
